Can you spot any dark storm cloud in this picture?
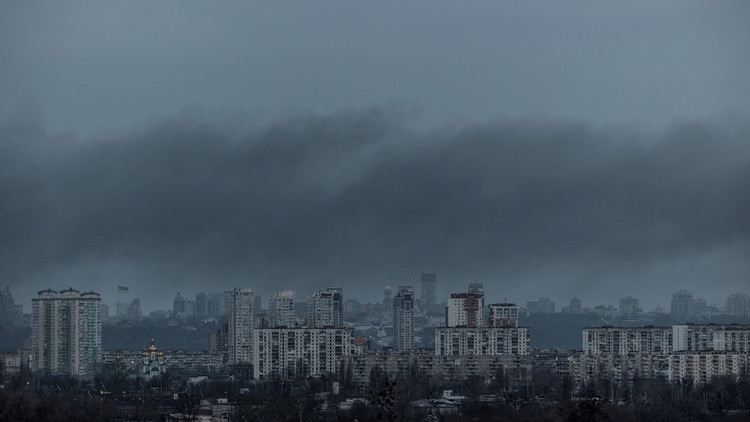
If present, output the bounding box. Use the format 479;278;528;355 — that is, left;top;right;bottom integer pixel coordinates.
1;106;748;309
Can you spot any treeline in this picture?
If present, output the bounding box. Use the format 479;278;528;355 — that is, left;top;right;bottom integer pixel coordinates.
2;362;750;421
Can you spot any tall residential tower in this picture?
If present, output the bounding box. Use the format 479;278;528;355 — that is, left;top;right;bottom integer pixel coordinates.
268;289;296;328
228;288;255;365
393;286;415;350
307;287;343;328
31;288;102;378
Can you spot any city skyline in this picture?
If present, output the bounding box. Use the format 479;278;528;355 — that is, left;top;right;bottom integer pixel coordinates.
9;283;750;317
2;2;749;327
2;2;749;418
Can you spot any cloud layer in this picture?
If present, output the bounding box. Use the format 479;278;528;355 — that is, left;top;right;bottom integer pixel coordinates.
1;106;748;310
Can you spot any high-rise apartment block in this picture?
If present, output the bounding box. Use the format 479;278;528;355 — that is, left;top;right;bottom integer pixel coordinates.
672;324;750;354
582;324;750;356
253;328;357;379
726;292;749;317
446;288;484;328
666;353;747;385
307;287;343;328
329;286;343;327
435;327;530;356
582;326;672;355
195;292;225;317
577;324;750;387
31;288;102;378
393;286;415;350
268;289;296;328
488;303;519;328
173;292;187;316
420;273;437;306
228;288;255;365
671;289;694;320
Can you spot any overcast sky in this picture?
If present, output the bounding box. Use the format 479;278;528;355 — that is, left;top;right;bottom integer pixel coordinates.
1;1;749;312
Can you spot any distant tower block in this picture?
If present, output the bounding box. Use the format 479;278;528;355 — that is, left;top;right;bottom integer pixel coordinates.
307;287;343;328
393;286;415;350
420;273;437;306
384;284;392;309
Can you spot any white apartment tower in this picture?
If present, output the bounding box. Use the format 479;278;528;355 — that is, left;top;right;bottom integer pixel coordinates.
268;289;296;328
307;287;343;328
393;286;415;350
31;288;102;378
446;288;485;328
228;288;255;365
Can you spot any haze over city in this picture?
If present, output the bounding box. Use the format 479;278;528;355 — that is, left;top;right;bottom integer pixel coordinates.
1;1;749;313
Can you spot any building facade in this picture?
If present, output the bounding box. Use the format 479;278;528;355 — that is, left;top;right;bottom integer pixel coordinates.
673;324;750;354
393;286;415;350
488;303;519;328
726;292;749;317
31;288;102;378
307;287;343;328
446;288;485;328
268;289;296;328
582;326;672;355
671;289;694;320
344;349;531;386
574;324;750;389
252;328;356;379
435;327;530;356
228;288;255;365
420;273;437;306
667;352;747;385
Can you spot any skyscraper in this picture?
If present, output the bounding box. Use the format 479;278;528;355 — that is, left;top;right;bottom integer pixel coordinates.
228;288;255;365
173;292;187;317
726;292;749;316
446;285;485;328
31;288;102;378
328;286;344;327
268;289;296;328
307;287;343;328
671;289;694;320
420;273;437;306
393;286;415;350
195;292;208;316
